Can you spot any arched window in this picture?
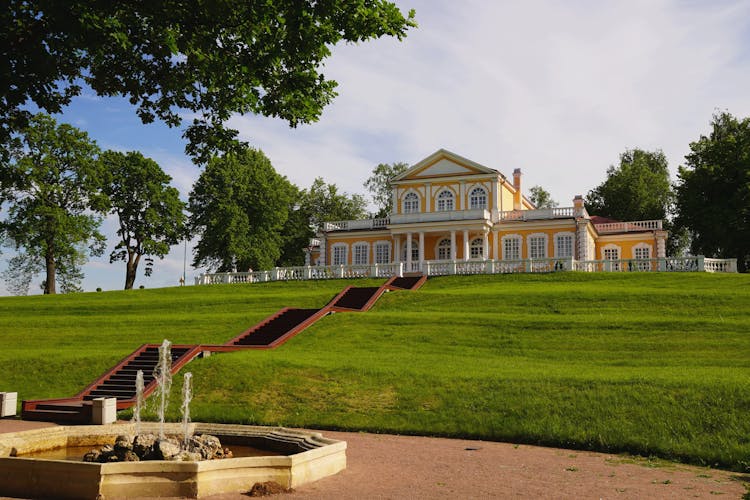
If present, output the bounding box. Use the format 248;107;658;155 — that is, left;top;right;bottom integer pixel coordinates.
403;192;419;213
470;237;484;259
401;239;419;262
436;190;454;211
437;238;452;260
469;187;487;209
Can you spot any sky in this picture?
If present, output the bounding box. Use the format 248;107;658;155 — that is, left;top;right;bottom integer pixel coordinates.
2;0;750;295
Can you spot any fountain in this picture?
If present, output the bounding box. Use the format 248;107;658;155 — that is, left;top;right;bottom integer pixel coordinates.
0;339;347;498
181;372;193;447
153;339;172;440
132;369;144;435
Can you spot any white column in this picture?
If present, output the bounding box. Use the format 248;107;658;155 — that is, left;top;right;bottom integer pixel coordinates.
406;232;413;267
425;183;432;213
492;230;499;260
463;230;469;261
483;231;489;260
461;180;467;210
394;235;401;264
392;188;399;215
450;230;457;260
419;232;425;264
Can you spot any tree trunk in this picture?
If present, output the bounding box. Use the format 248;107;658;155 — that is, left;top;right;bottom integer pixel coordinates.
44;247;56;295
124;251;141;289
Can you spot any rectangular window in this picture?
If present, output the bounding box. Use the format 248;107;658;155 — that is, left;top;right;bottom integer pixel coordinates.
353;244;369;265
603;247;620;271
529;236;546;259
374;243;390;264
332;245;347;265
634;247;650;259
503;238;520;260
555;234;573;258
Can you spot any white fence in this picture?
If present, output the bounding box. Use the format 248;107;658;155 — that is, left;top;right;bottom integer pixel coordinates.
195;256;737;285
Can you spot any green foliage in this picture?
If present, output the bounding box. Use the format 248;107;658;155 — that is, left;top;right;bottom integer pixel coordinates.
675;111;750;272
2;273;749;470
0;113;105;294
528;185;558;209
1;1;416;164
189;148;295;272
364;162;409;217
302;177;368;230
585;149;672;221
98;150;187;289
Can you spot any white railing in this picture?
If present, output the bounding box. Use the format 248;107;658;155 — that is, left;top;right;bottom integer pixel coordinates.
195;255;737;285
593;220;662;233
497;206;586;222
704;258;738;273
389;209;490;225
323;218;390;231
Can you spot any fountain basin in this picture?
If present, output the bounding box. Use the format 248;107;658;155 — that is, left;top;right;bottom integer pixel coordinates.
0;422;346;499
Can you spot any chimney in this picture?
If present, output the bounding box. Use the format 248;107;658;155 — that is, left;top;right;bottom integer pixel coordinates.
573;195;584;216
513;168;522;210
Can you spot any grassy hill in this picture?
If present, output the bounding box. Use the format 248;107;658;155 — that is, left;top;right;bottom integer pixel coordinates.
2;273;749;470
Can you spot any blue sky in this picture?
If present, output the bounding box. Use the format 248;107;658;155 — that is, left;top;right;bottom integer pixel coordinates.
3;0;750;295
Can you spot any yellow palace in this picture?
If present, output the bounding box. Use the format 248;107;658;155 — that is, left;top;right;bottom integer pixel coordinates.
196;149;736;285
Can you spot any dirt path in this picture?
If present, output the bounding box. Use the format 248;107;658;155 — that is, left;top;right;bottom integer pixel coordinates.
1;420;747;499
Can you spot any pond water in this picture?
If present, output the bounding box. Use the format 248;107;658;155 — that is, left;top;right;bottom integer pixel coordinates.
19;444;283;461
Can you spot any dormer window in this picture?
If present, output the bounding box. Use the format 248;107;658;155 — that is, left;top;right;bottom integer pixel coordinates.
469;187;487;209
403;192;419;213
436;190;454;211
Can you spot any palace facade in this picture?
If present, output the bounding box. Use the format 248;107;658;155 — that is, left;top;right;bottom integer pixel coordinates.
307;149;668;270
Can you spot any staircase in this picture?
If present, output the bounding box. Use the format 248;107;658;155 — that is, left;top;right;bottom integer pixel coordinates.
229;308;325;347
21;275;425;423
329;286;385;311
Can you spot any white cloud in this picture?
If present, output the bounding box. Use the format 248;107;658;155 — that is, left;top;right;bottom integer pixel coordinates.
3;0;750;295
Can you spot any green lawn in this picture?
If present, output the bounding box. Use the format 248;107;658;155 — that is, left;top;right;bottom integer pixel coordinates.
2;273;749;471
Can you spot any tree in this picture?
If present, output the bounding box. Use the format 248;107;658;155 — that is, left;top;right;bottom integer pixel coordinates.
585;149;672;221
189;148;295;272
364;162;409;217
301;177;368;230
98;151;187;289
0;113;105;294
528;185;558;209
1;2;416;164
675;111;750;272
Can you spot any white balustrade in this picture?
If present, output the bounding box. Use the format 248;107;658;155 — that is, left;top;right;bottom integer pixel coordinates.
593;220;663;233
194;254;735;285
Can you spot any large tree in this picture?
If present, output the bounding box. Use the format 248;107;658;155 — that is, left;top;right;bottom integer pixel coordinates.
1;1;416;164
0;113;105;294
277;178;369;266
528;185;558;209
189;149;295;272
585;149;672;221
98;150;187;289
364;161;409;217
302;177;368;230
675;111;750;272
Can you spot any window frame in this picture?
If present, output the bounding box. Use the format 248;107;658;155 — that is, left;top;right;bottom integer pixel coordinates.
374;241;391;264
470;237;484;259
502;235;522;260
403;192;420;214
437;238;452;260
469;186;487;210
528;233;548;259
554;232;574;258
436;189;455;212
352;242;369;265
331;243;348;266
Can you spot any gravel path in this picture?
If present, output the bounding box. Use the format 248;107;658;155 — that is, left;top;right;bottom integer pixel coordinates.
1;420;747;499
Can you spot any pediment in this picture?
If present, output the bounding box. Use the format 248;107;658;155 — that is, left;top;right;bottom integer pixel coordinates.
394;149;499;182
